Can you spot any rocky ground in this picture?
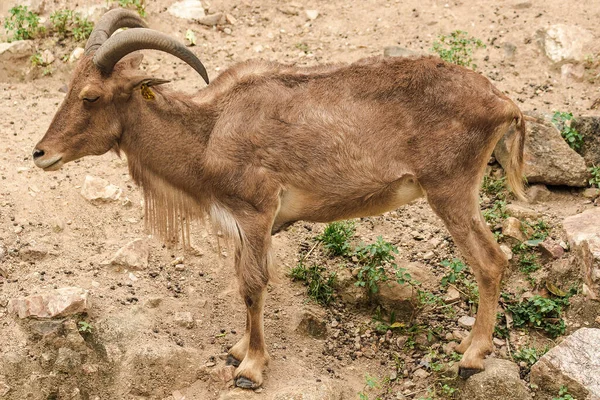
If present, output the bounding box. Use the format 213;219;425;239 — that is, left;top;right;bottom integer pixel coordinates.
1;0;600;399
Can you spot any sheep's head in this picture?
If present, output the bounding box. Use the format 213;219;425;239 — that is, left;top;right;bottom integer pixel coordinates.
33;9;209;171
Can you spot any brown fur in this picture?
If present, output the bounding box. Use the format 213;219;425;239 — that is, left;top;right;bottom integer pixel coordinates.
34;53;526;388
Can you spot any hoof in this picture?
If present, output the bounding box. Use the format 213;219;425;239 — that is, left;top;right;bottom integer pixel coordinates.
235;376;259;389
459;366;483;379
226;355;241;367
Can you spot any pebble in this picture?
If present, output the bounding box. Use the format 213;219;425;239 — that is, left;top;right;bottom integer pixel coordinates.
458;315;476;328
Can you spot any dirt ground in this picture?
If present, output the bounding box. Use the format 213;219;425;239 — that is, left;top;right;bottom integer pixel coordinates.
1;0;600;399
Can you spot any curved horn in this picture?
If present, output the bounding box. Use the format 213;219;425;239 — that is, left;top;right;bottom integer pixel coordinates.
93;28;209;84
85;9;148;54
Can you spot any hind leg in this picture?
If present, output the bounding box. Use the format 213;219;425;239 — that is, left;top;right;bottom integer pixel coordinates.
426;189;507;377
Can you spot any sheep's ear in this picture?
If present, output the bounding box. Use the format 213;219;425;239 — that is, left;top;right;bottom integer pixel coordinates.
142;78;171;87
135;78;171;100
117;53;144;70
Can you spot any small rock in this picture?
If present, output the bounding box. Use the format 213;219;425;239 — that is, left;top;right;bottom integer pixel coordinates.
8;287;89;318
538;238;565;261
168;0;206;20
444;287;460;304
583;188;600;199
197;12;224;26
174;311;195;329
108;239;149;270
0;242;7;262
563;209;600;298
538;24;594;63
493;337;505;346
225;13;237;25
305;9;319;20
54;347;82;373
81;175;122;202
458;315;475;328
462;359;532;400
209;365;235;387
571;116;600;167
561;63;585;82
526;184;552;203
499;244;513;261
294;306;327;338
51;217;65;232
505;204;541;220
531;328;600;400
146;297;162;308
172;390;185;400
502;217;526;243
413;368;430;379
69;47;84;63
41;49;55;65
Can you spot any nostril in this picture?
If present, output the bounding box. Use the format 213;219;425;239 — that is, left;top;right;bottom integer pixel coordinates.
33;149;45;159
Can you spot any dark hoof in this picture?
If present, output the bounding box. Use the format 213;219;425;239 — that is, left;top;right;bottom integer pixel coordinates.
459;366;483;379
226;355;241;367
235;376;259;389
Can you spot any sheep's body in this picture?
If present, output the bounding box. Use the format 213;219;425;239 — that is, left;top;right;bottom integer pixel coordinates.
34;9;526;389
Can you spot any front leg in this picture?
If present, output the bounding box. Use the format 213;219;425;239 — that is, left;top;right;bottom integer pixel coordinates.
227;311;249;367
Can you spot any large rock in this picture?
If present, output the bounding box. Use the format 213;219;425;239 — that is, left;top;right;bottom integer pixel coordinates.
495;113;589;187
572;116;600;167
294;306;327;338
108;239;150;270
168;0;206;20
461;359;532;400
538;24;594;63
117;344;203;398
375;262;437;320
563;209;600;299
7;287;90;318
81;175;122;202
530;328;600;400
0;41;34;81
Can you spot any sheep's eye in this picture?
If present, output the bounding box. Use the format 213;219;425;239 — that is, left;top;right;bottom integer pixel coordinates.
83;96;99;103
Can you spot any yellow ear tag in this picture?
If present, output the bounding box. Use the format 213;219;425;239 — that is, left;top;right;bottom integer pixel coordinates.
140;83;155;100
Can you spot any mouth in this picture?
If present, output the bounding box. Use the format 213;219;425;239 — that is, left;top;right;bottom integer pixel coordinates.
34;155;64;171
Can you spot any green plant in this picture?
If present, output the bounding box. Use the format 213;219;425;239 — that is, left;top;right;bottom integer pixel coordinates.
483;199;508;225
78;321;93;333
295;42;310;53
440;258;479;305
115;0;146;17
354;237;398;295
50;9;94;41
553;386;576;400
552;111;584;151
358;374;381;400
506;294;569;338
4;6;44;41
481;175;507;197
431;30;485;69
289;261;336;305
513;345;548;369
589;164;600;188
30;52;44;67
317;221;355;256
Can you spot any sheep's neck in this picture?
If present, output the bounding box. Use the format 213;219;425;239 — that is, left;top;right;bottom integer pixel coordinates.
119;91;218;245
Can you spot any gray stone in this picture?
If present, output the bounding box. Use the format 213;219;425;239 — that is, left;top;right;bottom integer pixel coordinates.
69;47;84;63
444;287;461;304
294;306;327;338
54;347;81;373
305;9;319;20
168;0;206;20
505;204;541;220
538;24;594;63
502;217;526;243
0;41;34;81
461;359;531;400
458;315;475;328
495;113;589;187
572;116;600;167
561;63;585;82
383;46;419;58
530;328;600;400
197;12;225;26
8;287;90;319
0;242;6;262
108;239;149;270
583;188;600;199
563;209;600;299
81;175;122;202
174;311;195;329
538;238;565;262
526;184;552;203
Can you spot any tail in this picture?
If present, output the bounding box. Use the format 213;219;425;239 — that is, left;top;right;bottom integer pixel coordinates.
505;110;527;201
